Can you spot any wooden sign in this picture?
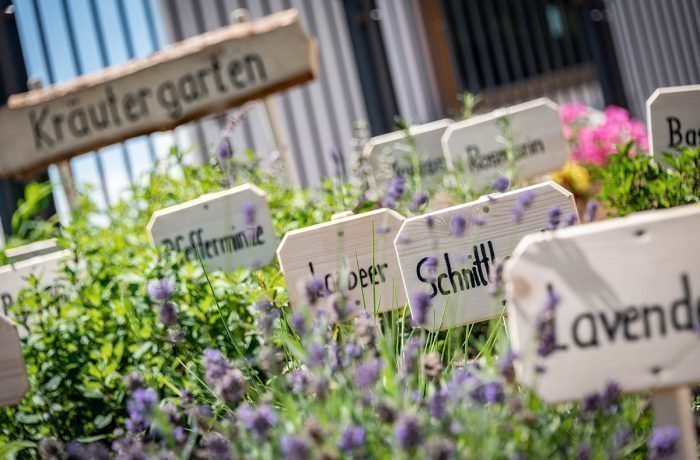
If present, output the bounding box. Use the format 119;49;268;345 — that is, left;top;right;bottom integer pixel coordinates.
0;315;29;406
0;249;68;316
505;205;700;459
646;84;700;160
363;119;452;184
277;209;407;315
147;184;276;272
442;98;568;189
395;181;577;331
0;10;317;178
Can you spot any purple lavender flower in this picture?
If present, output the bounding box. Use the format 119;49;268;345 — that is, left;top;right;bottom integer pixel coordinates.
289;369;311;393
123;371;145;391
425;436;455;460
344;342;362;361
236;403;277;439
536;286;560;357
381;196;397;209
376;225;391;234
601;380;621;409
394;414;422;450
473;215;486;226
280;435;309;460
584;200;598;223
147;278;175;302
203;349;246;403
173;426;186;444
306;342;326;368
498;348;518;383
353;358;383;389
581;392;601;412
410;290;433;325
511;190;535;224
612;427;631;450
511;206;525;224
338;424;366;452
425;215;434;228
543;286;560;312
305;276;326;305
159;302;178;326
242;202;257;227
290;313;307;336
450;215;467;237
216;139;233;160
409;191;429;212
575;441;591;460
204;348;230;381
402;337;423;375
483;381;504;404
547;206;561;230
126;388;158;432
564;212;578;227
428;390;447;418
387;176;406;201
492;176;510;193
254;300;280;336
202;434;233;460
38;439;64;459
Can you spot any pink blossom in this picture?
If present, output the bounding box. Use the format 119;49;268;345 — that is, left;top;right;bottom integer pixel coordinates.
560;103;588;124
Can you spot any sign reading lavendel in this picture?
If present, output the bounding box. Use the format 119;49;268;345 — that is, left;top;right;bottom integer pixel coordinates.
147;184;276;272
0;10;317;178
395;182;577;331
277;209;406;315
364;119;452;184
442;98;568;189
505;204;700;402
646;84;700;161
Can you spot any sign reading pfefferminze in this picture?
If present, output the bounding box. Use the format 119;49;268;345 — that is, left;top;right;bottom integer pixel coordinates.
395;182;577;331
0;315;29;407
147;184;276;272
442;98;568;189
646;84;700;161
364;119;452;183
505;204;700;403
277;209;407;315
0;249;68;316
0;10;317;178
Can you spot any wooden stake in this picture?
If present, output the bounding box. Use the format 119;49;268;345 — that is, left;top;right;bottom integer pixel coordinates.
651;386;697;460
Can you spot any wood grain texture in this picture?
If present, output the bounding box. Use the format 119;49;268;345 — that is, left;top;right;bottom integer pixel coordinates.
0;250;69;317
364;119;452;188
395;181;577;331
277;209;407;315
0;315;29;407
147;184;276;273
646;84;700;162
0;9;317;178
506;204;700;403
442;98;568;189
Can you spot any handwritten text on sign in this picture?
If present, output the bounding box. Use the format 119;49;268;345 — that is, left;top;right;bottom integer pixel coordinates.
0;250;68;316
442;98;568;189
395;182;577;331
277;209;407;315
646;84;700;161
506;205;700;403
0;10;317;178
147;184;276;272
0;315;29;407
364;119;452;184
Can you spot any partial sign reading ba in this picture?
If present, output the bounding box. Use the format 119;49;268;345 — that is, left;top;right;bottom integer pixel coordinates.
646;84;700;162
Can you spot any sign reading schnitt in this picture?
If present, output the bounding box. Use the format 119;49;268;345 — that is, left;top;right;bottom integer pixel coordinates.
0;9;317;178
646;84;700;161
395;182;577;331
505;204;700;403
442;98;568;189
147;184;277;272
277;209;406;315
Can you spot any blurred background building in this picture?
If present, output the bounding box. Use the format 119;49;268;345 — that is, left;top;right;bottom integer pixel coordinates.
0;0;699;236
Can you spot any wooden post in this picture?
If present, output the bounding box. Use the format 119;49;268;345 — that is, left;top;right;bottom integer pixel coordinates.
651;386;697;460
26;78;78;211
231;9;301;188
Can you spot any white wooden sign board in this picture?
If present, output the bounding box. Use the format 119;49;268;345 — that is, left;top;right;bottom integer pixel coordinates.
0;315;29;406
363;119;452;184
646;84;700;161
506;204;700;402
442;98;568;190
147;184;276;272
0;9;317;178
0;249;69;317
395;181;577;331
277;209;407;315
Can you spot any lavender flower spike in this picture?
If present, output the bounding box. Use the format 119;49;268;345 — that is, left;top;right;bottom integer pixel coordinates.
394;414;422;450
410;290;432;325
147;277;176;302
216;138;233;160
648;425;680;460
338;424;366;452
450;215;467;237
242;202;257;226
492;176;510;193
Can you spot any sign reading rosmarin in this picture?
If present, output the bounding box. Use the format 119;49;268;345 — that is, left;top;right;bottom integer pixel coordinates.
442;98;568;189
394;182;577;331
147;184;276;272
0;10;317;178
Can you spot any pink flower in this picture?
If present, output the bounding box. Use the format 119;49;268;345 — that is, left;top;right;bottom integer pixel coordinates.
603;106;630;124
560;103;588;124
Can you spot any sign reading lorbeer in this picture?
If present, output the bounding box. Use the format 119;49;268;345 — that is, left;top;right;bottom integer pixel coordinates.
147;184;276;272
277;209;407;315
0;315;29;406
0;249;68;317
646;84;700;161
395;182;577;331
0;10;317;178
364;119;452;184
505;204;700;403
442;98;568;189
